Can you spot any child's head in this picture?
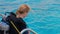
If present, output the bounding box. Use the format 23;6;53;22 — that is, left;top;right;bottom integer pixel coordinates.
16;4;30;18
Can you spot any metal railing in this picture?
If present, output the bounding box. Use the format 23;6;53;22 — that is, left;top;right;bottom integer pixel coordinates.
20;28;37;34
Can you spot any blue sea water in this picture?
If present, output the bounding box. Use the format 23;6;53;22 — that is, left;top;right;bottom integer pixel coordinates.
0;0;60;34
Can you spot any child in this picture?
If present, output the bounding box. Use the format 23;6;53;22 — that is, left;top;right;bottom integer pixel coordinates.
6;4;30;34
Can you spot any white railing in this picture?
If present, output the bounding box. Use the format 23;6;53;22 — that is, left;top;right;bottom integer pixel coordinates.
20;28;37;34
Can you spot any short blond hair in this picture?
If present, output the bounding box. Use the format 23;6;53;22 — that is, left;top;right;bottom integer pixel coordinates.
16;4;30;14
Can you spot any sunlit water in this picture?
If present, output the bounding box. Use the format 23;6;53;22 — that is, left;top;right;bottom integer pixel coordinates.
0;0;60;34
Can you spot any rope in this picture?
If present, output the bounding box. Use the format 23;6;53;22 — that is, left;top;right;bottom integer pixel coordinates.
10;21;20;34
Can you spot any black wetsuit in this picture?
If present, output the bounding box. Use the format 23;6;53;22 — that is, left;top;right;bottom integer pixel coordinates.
6;12;28;34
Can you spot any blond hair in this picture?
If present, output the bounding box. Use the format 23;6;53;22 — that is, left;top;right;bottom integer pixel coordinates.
16;4;30;14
